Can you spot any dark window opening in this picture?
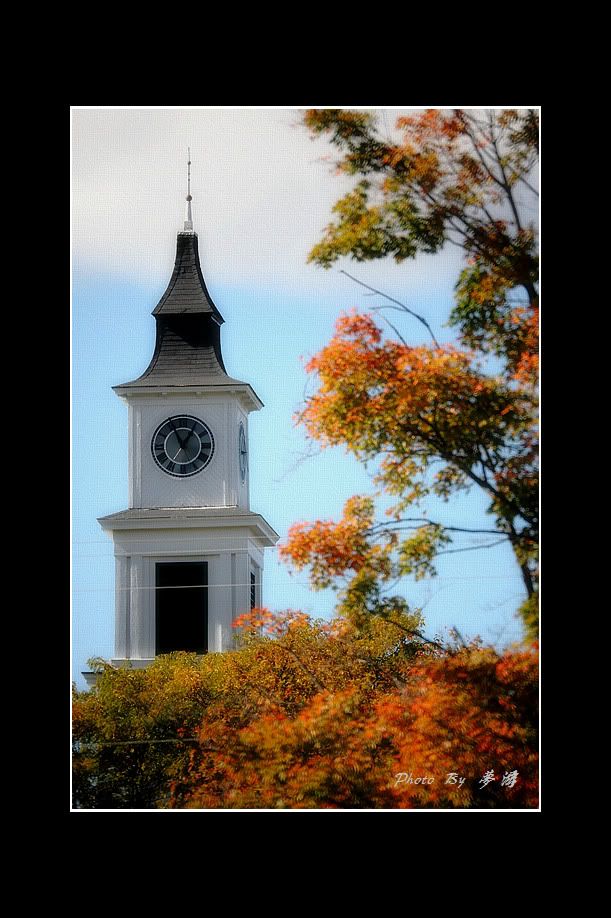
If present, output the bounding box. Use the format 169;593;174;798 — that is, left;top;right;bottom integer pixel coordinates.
250;571;256;609
155;561;208;655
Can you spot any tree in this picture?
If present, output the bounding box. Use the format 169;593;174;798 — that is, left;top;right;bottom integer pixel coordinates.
73;607;426;809
73;610;538;809
72;653;214;808
281;109;538;637
179;616;537;809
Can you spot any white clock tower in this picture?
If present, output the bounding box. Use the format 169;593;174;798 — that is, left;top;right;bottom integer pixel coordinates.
96;166;279;671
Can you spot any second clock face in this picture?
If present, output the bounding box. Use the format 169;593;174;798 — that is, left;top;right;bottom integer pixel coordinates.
152;416;214;477
239;422;247;482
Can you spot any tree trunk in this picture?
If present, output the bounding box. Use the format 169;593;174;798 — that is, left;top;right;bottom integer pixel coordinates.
520;560;535;598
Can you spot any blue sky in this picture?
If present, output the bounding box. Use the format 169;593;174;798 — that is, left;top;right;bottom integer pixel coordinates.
72;107;527;688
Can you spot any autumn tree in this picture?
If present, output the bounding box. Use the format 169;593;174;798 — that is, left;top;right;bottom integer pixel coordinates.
72;653;214;808
178;616;538;809
281;109;539;637
73;609;538;809
73;606;426;809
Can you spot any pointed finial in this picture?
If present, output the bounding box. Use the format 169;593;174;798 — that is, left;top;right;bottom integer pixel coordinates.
184;147;194;232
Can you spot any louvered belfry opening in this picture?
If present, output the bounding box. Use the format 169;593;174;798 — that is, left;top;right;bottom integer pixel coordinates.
145;314;228;384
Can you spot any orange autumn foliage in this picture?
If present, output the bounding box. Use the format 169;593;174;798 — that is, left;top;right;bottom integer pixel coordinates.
300;112;539;614
303;108;538;394
169;611;538;809
280;495;393;588
281;309;537;616
74;609;538;809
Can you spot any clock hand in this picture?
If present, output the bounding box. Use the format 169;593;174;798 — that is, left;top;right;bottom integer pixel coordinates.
187;424;202;449
186;427;202;451
172;430;195;460
169;419;188;450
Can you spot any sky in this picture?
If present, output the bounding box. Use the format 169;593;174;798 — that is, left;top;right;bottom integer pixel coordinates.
72;107;528;689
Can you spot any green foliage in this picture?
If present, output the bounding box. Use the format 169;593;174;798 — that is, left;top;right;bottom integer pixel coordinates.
451;238;538;379
73;653;212;808
397;524;451;580
309;182;428;267
517;591;539;644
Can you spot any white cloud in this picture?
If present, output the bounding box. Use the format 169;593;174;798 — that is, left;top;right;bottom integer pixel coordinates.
72;107;465;322
72;108;354;261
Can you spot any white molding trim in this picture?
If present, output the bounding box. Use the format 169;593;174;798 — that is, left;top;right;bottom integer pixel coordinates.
99;509;279;546
114;384;263;414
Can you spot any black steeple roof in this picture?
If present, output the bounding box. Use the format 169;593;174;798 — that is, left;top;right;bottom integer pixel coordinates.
114;231;258;397
152;232;224;321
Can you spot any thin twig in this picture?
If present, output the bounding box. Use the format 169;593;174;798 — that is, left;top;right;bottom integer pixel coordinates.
339;270;440;347
369;519;509;536
435;538;509;556
369;308;409;347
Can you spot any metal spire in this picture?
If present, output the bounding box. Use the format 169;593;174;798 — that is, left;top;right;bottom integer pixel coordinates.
184;147;194;232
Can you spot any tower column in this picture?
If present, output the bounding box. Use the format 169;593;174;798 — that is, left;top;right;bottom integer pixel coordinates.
114;555;131;659
130;555;151;659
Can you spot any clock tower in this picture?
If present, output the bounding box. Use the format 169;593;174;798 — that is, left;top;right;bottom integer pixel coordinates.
95;164;279;671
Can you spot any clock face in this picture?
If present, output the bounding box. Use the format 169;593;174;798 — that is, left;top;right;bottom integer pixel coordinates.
151;416;214;477
239;422;247;482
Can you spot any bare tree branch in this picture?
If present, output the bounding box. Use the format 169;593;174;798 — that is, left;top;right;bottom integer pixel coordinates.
369;519;509;536
339;269;440;347
435;538;509;556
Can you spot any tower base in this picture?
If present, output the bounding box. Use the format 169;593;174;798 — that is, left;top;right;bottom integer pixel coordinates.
97;507;278;663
